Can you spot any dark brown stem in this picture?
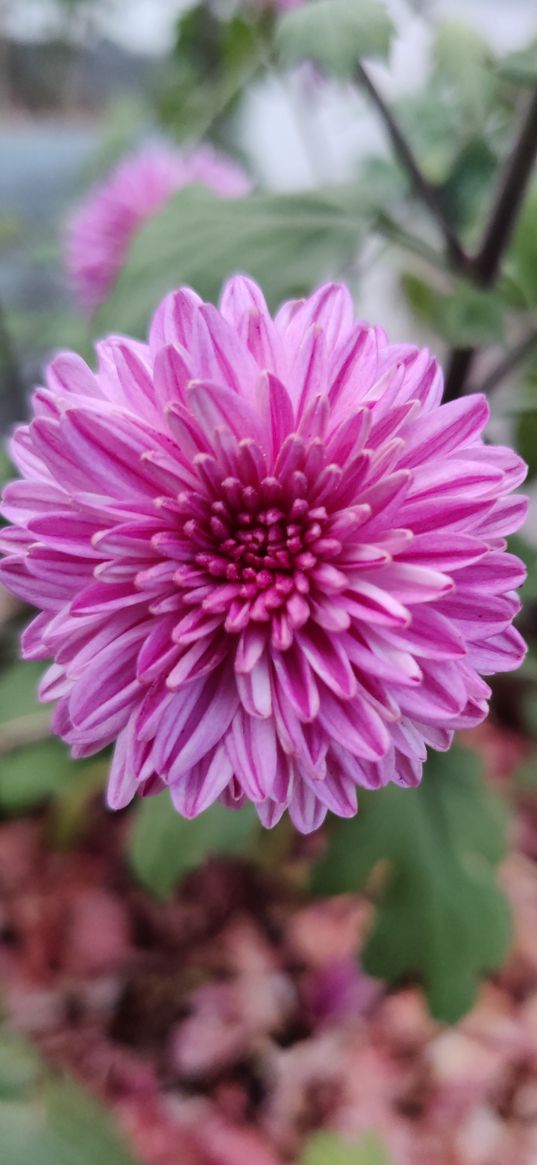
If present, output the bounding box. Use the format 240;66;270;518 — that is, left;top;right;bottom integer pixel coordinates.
355;62;471;273
470;328;537;396
444;88;537;401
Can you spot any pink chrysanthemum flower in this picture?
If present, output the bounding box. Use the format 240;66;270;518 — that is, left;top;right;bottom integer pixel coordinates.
65;145;252;313
0;278;528;832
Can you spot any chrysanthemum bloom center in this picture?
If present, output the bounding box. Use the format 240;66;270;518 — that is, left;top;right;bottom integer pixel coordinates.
174;428;361;652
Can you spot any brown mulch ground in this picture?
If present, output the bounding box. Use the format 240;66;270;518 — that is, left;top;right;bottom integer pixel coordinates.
1;723;537;1165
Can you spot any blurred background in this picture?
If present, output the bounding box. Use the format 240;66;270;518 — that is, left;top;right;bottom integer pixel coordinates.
1;2;537;1164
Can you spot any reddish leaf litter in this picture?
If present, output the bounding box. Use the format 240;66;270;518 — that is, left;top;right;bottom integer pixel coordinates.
0;728;537;1165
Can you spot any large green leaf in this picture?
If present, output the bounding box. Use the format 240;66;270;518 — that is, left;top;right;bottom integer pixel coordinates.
312;747;510;1022
129;795;258;898
96;185;368;337
277;0;394;76
301;1130;394;1165
0;1033;139;1165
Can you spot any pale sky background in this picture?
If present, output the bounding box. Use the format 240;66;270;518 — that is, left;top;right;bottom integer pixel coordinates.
3;0;536;57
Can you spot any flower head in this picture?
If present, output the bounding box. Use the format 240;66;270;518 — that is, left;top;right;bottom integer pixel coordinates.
0;278;527;832
65;144;252;313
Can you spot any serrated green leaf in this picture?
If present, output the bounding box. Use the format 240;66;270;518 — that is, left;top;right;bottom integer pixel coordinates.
301;1130;394;1165
129;795;257;898
96;185;368;337
277;0;394;76
312;747;510;1022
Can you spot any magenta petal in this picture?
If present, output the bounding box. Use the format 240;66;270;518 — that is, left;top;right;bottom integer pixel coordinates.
226;709;278;800
169;746;233;817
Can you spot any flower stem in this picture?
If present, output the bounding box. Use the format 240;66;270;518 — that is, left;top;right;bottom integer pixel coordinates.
444;87;537;401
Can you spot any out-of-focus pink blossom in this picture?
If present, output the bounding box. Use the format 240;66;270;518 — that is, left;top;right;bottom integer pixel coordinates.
171;972;294;1078
0;277;527;831
65;145;251;312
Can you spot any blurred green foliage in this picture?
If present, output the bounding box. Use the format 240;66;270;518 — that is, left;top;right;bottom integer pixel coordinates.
129;795;257;898
0;1031;139;1165
300;1130;395;1165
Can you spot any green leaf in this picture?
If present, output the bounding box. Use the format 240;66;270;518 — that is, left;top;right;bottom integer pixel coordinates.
0;1033;139;1165
159;7;260;140
0;660;105;816
433;21;496;127
438;138;497;232
443;283;505;346
0;1035;42;1100
0;660;45;724
277;0;394;77
312;747;510;1022
497;43;537;88
96;185;368;337
129;795;258;898
401;273;505;346
0;740;76;814
43;1079;139;1165
301;1130;394;1165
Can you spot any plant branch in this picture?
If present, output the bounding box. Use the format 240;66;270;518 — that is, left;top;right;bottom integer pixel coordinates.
470;328;537;396
471;88;537;289
354;61;470;273
444;87;537;401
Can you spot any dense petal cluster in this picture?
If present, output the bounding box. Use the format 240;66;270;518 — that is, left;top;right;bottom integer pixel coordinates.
0;278;527;832
65;145;251;312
